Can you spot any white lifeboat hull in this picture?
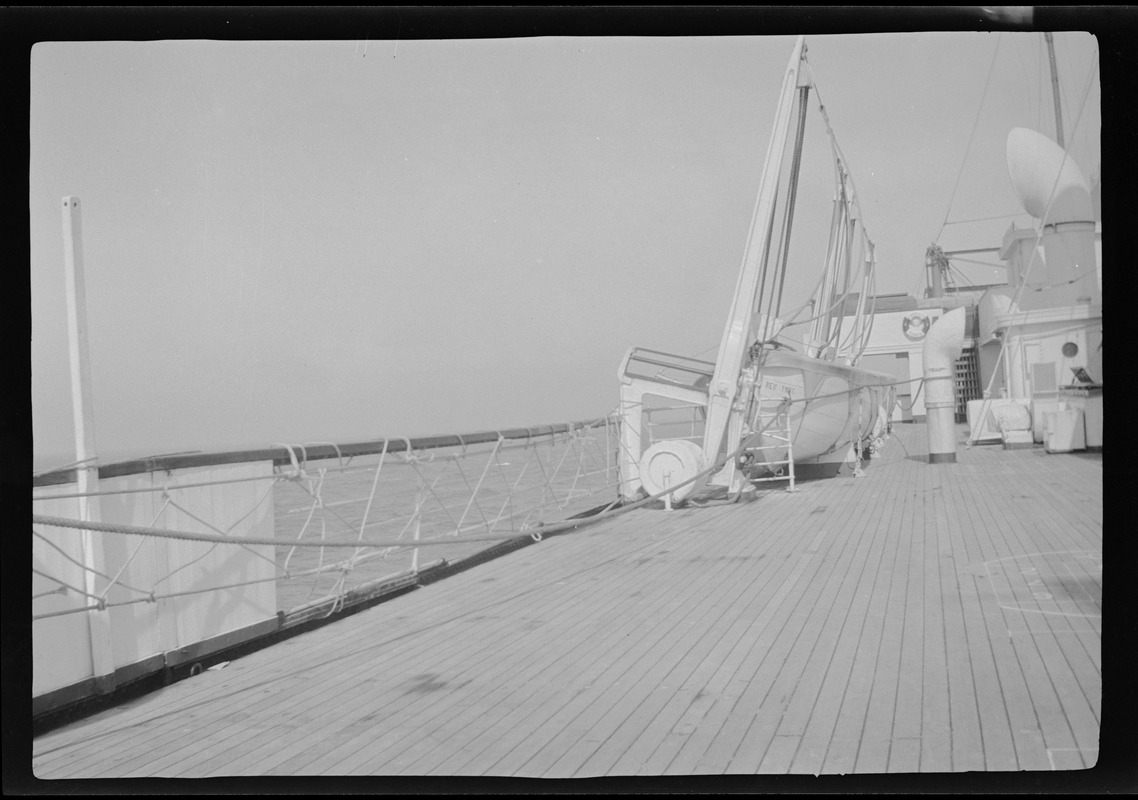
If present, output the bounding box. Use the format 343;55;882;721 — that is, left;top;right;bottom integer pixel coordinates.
744;350;896;479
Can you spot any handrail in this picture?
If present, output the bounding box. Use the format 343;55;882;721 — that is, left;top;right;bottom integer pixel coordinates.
33;416;614;488
34;413;624;626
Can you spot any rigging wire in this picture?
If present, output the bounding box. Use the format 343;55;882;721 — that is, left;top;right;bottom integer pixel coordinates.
1052;35;1069;148
942;212;1023;227
1035;33;1044;135
965;46;1100;446
935;33;1003;246
948;255;1009;270
803;82;877;360
946;262;974;288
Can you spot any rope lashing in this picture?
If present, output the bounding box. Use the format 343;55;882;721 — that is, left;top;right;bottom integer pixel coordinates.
399;437;430;465
273;442;307;481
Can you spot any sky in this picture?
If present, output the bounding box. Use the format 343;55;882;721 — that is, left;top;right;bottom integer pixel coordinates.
29;29;1101;469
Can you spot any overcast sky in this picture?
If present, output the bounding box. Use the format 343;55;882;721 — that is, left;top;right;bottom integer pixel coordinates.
30;30;1100;468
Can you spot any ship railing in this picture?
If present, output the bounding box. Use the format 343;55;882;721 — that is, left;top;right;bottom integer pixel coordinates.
31;415;620;716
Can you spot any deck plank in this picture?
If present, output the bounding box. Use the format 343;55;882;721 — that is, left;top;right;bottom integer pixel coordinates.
717;474;897;773
792;476;898;774
891;463;927;763
854;454;918;773
763;476;895;774
991;477;1093;770
252;549;637;774
122;572;572;776
521;570;758;775
919;474;953;772
469;507;784;777
603;494;823;776
820;467;908;774
344;509;743;776
539;515;805;777
944;467;1018;772
32;423;1102;779
679;522;838;774
276;519;695;776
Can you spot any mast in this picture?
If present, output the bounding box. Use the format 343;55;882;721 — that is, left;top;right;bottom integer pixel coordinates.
926;243;947;298
1044;32;1065;149
701;36;807;480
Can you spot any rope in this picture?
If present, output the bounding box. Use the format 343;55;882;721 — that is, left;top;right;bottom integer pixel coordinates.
351;437;390;562
272;442;307;481
33;572;287;621
99;493;173;602
936;33;1003;244
34;389;853;556
32;568;102;605
34;416;625;623
33;585;69;601
33;514;540;550
33;530;134;591
964;50;1099;446
769;83;811;324
947;255;1011;271
943;212;1022;227
33;381;917;626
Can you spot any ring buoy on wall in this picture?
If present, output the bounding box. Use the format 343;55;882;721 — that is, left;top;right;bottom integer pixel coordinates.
902;312;932;341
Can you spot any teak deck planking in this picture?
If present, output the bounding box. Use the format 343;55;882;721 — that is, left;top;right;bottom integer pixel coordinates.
32;422;1103;778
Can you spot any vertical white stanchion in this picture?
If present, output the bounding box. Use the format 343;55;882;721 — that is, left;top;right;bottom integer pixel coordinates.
62;196;116;690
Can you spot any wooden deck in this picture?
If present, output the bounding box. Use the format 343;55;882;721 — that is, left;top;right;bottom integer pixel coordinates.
32;422;1103;779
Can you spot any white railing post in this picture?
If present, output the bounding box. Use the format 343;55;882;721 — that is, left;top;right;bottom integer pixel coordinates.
62;196;115;689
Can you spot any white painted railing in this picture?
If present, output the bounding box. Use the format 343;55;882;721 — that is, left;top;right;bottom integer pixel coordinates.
32;416;620;712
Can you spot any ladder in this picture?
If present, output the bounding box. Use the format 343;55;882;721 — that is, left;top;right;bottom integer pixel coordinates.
741;398;797;493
